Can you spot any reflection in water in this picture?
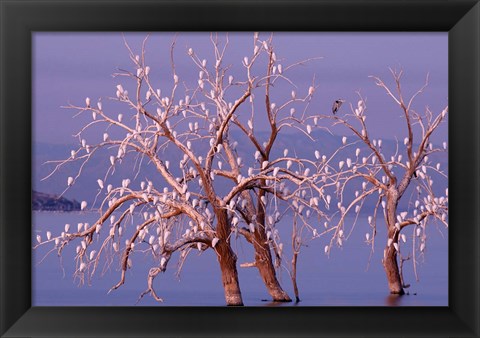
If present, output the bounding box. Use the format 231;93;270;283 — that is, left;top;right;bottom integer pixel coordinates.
263;300;301;307
385;294;403;306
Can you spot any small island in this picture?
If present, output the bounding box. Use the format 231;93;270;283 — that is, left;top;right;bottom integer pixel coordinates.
32;190;81;211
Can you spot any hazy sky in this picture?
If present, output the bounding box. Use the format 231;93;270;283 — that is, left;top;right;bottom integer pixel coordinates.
33;32;448;144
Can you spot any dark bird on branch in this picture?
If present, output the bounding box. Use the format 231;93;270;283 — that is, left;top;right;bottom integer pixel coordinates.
332;99;345;115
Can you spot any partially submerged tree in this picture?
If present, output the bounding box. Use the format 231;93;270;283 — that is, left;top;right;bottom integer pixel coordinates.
36;33;333;305
322;69;448;294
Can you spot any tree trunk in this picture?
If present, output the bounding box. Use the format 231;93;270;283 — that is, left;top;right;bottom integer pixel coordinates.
383;241;405;295
383;187;405;295
253;240;292;302
216;241;244;305
215;208;243;306
251;191;291;302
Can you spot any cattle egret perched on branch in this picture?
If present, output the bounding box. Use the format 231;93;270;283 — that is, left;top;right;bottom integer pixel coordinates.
81;201;87;211
67;176;74;186
332;99;345;114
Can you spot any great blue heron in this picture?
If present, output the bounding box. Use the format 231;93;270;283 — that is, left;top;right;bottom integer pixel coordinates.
332;99;346;114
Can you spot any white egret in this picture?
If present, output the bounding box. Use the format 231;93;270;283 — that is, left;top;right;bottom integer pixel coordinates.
81;201;87;211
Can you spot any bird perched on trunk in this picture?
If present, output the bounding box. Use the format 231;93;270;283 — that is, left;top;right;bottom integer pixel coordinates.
332;99;345;115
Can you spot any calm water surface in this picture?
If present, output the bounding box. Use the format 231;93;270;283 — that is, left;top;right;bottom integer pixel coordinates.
33;211;448;306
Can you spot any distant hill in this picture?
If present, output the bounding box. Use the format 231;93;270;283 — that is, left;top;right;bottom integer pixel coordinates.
32;190;81;211
33;129;448;209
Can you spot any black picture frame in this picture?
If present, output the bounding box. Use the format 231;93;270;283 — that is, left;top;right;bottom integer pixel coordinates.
1;0;479;337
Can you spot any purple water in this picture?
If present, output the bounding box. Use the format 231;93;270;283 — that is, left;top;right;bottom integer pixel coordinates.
32;211;447;306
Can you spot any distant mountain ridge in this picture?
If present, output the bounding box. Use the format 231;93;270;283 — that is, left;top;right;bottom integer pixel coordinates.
33;129;448;208
32;190;81;211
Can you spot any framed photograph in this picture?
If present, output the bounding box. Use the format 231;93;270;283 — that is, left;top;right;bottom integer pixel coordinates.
1;1;479;337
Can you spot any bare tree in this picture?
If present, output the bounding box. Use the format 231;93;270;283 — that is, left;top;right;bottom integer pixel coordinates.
321;69;448;294
36;33;336;305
